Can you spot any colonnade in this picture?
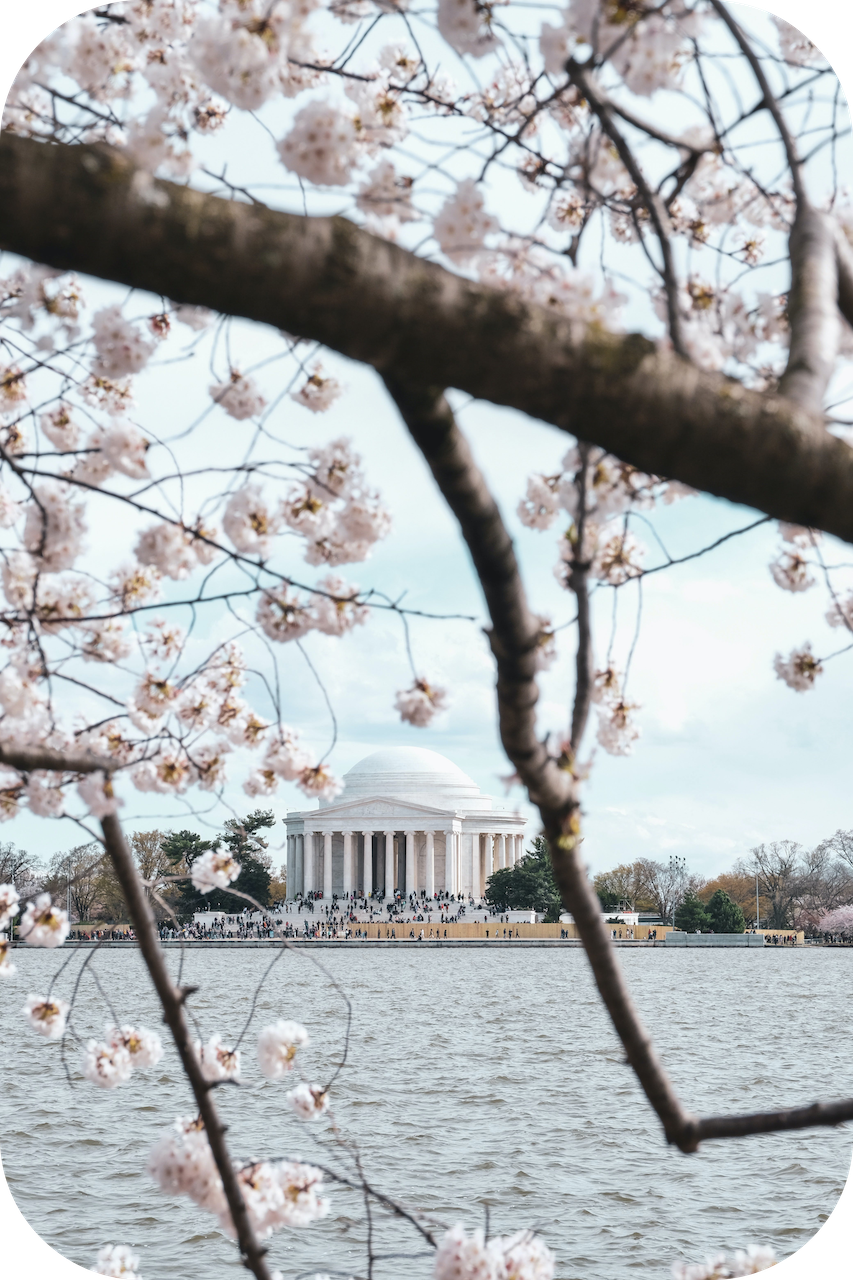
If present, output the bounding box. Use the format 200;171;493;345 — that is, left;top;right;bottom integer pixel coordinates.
285;828;525;899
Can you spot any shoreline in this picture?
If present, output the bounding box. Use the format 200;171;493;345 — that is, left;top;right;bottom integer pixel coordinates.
42;938;814;949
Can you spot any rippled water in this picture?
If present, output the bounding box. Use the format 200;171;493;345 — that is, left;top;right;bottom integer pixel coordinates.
0;945;850;1279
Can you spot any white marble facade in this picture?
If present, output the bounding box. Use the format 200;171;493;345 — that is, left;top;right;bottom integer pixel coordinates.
284;747;527;899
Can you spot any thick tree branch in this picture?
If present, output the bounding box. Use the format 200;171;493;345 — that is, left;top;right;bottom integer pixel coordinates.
4;135;853;542
382;376;697;1150
0;744;117;773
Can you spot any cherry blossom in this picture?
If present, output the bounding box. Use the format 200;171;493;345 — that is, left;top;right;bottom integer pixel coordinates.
437;0;500;57
109;1024;164;1069
825;592;853;631
78;772;123;819
91;1243;142;1278
195;1033;241;1082
773;645;823;692
671;1245;776;1279
818;906;853;935
769;549;814;593
395;678;449;727
258;1019;309;1078
434;1224;504;1280
0;882;20;929
147;1115;228;1220
596;699;641;757
191;849;242;893
434;180;499;263
209;369;267;420
23;483;87;571
135;522;199;580
230;1160;329;1238
22;993;69;1038
356;159;417;222
278;101;361;187
223;485;282;556
286;1082;330;1120
83;1039;134;1089
0;936;17;979
19;893;70;947
92;306;157;377
291;364;343;413
591;530;645;586
312;575;369;636
297;763;343;801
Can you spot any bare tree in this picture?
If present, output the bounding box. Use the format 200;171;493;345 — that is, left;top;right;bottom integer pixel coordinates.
737;843;804;930
45;843;105;923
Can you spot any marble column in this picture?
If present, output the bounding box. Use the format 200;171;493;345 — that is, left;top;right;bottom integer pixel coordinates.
296;834;304;895
425;831;435;898
484;833;494;882
385;831;395;897
405;830;415;896
363;831;374;896
515;834;523;865
471;835;480;899
323;832;333;899
445;829;454;893
303;831;314;894
343;830;353;896
497;833;506;870
285;835;293;899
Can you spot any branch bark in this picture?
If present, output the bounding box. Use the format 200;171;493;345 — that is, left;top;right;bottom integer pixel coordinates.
0;744;117;773
4;135;853;541
384;376;853;1154
99;813;273;1280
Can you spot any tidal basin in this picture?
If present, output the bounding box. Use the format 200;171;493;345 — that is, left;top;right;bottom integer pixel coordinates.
1;946;850;1279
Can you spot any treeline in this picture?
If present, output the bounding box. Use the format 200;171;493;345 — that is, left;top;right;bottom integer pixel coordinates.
0;810;286;926
484;833;853;933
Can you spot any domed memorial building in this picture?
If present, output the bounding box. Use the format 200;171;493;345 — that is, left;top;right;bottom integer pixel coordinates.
284;747;526;900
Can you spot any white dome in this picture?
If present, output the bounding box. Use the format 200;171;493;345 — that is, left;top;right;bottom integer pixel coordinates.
320;746;493;812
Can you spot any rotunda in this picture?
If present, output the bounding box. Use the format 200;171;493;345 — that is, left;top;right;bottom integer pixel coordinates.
284;746;526;899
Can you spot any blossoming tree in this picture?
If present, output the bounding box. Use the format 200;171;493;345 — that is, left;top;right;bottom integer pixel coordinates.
0;0;851;1276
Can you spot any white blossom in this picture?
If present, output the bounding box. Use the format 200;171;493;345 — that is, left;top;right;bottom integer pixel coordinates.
0;484;22;528
0;882;20;929
291;364;343;413
596;699;641;756
773;16;822;68
135;523;198;580
20;893;70;948
22;993;69;1038
258;1019;310;1078
298;763;343;801
437;0;500;57
102;422;151;479
0;936;16;979
591;530;645;585
256;586;316;642
395;678;449;726
25;775;65;818
773;644;822;692
312;575;369;636
434;1224;503;1280
83;1039;134;1089
23;484;87;571
278;101;361;187
356;160;417;221
91;1243;142;1277
92;305;156;377
109;1024;164;1068
78;772;123;818
209;369;267;420
286;1081;330;1120
434;180;499;263
147;1115;228;1220
191;849;241;893
194;1033;241;1081
769;549;814;593
826;591;853;631
229;1160;329;1237
517;474;560;530
223;484;282;555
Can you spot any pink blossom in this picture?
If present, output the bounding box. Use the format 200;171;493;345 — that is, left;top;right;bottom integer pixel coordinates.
91;1243;141;1277
773;645;822;692
258;1019;309;1079
82;1039;134;1089
191;849;241;893
286;1082;330;1120
20;893;70;948
395;678;449;727
291;364;343;413
194;1033;241;1081
434;180;499;262
0;882;20;930
22;993;69;1038
209;369;267;420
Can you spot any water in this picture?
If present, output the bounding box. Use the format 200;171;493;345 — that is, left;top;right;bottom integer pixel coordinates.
0;945;850;1279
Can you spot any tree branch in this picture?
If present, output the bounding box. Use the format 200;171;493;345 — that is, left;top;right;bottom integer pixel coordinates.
99;813;274;1280
0;744;117;774
4;135;853;542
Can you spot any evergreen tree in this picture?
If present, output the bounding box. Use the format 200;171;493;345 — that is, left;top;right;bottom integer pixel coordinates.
484;837;562;922
161;813;275;916
705;888;746;934
674;892;712;933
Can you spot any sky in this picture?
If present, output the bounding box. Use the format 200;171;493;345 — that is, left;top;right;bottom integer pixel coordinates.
1;0;853;885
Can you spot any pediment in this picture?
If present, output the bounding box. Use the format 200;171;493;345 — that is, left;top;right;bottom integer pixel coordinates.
288;794;457;824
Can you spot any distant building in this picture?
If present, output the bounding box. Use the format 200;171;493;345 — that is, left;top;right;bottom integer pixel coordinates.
284;746;526;899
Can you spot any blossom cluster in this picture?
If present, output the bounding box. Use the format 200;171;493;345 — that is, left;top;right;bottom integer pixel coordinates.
433;1224;555;1280
671;1245;777;1279
83;1024;164;1090
147;1115;328;1239
91;1243;142;1278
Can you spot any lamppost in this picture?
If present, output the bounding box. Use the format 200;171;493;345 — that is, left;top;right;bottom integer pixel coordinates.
755;873;760;930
